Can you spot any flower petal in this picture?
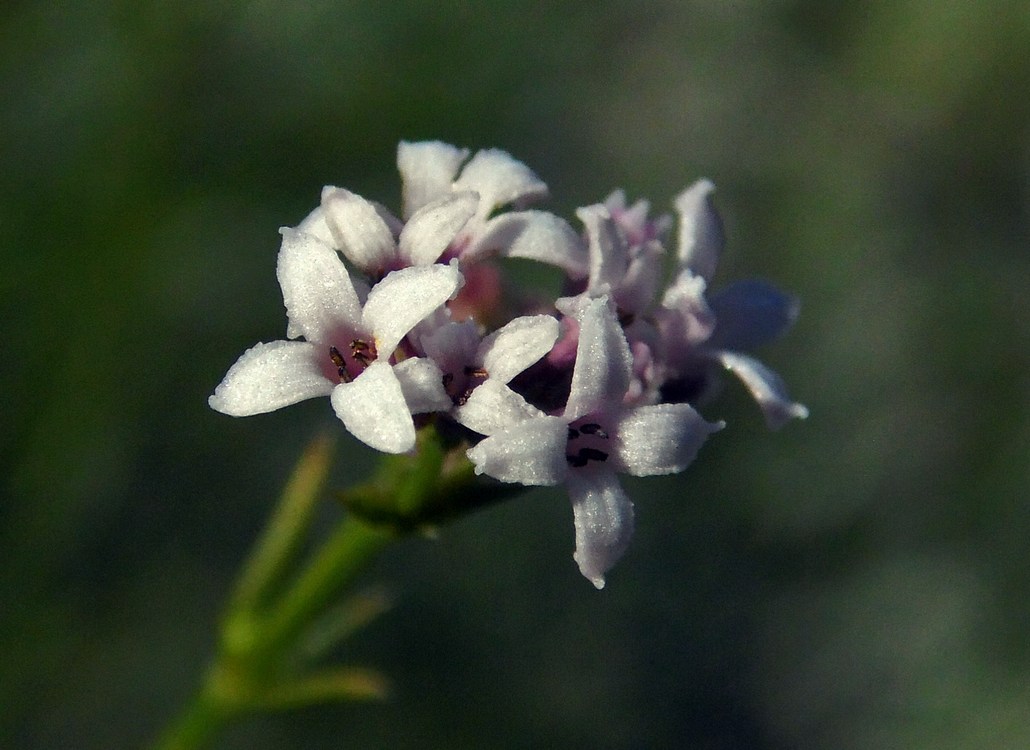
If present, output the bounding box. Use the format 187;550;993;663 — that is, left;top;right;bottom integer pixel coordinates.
610;403;723;476
477;314;560;384
617;240;664;316
330;361;415;453
465;414;568;485
398;191;478;266
419;319;481;376
567;469;635;589
453;148;548;214
392;356;451;414
320;187;398;274
277;228;363;342
209;340;332;416
577;204;627;295
398;140;470;219
707;279;800;351
712;350;809;429
560;296;632;421
658;270;717;368
456;379;544;436
674;179;723;282
362;264;463;356
467;211;588;278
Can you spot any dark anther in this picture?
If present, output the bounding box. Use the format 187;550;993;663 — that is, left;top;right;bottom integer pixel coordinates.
463;366;489;378
350;339;376;367
328;346;351;382
578;423;609;439
442;373;454;387
566;447;609;467
618;310;635;327
567;427;580;440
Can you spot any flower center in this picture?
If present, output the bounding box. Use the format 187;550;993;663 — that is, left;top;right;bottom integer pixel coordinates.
566;420;610;467
328;339;379;383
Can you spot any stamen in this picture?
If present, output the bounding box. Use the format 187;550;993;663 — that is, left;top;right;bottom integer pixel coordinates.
463;366;489;378
328;346;351;383
567;427;580;440
578;423;609;439
566;447;609;467
350;339;377;367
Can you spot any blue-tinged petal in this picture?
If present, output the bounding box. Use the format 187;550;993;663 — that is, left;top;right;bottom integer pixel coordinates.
392;357;451;414
712;350;809;429
277;228;363;342
611;403;723;476
467;211;588;279
362;264;463;357
320;187;397;274
398;191;479;266
453;148;548;215
477;314;559;384
567;469;635;589
674;179;723;282
560;296;632;421
209;340;333;416
398;140;470;219
465;414;568;486
330;362;415;454
707;279;800;351
456;380;544;436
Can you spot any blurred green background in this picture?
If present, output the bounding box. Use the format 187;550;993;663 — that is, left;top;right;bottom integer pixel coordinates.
3;1;1029;748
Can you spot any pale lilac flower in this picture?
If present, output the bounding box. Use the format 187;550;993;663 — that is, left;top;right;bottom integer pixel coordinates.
396;140;588;278
461;295;722;588
657;180;808;428
209;229;461;453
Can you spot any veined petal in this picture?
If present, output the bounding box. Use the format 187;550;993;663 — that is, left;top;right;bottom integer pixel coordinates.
611;403;723;476
674;179;723;282
320;187;397;274
567;470;635;589
468;211;588;278
466;414;568;485
456;379;544;436
707;279;800;351
362;264;463;356
398;140;470;219
477;314;560;384
561;296;633;421
713;350;809;429
277;228;362;342
577;204;627;295
330;361;415;453
398;191;478;266
392;357;451;414
454;148;548;214
209;340;332;416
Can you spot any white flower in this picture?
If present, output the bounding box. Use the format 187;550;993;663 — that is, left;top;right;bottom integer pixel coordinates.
209;229;461;453
461;295;722;588
396;140;588;278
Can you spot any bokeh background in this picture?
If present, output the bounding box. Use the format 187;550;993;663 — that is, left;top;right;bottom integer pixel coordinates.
4;1;1029;748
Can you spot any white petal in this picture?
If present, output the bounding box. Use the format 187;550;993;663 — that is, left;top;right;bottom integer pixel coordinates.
453;148;548;213
330;361;415;453
362;264;463;357
707;279;800;351
713;350;809;429
562;296;633;421
456;379;544;436
209;340;333;416
295;205;336;248
577;204;627;295
398;140;470;219
277;228;362;342
398;191;478;266
616;240;664;316
674;179;723;282
392;357;451;414
467;211;588;278
567;470;635;589
320;186;397;274
610;403;723;476
465;414;568;485
658;270;717;364
477;314;560;384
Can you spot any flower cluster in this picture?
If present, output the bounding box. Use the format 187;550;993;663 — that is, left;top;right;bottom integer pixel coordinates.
210;141;806;588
